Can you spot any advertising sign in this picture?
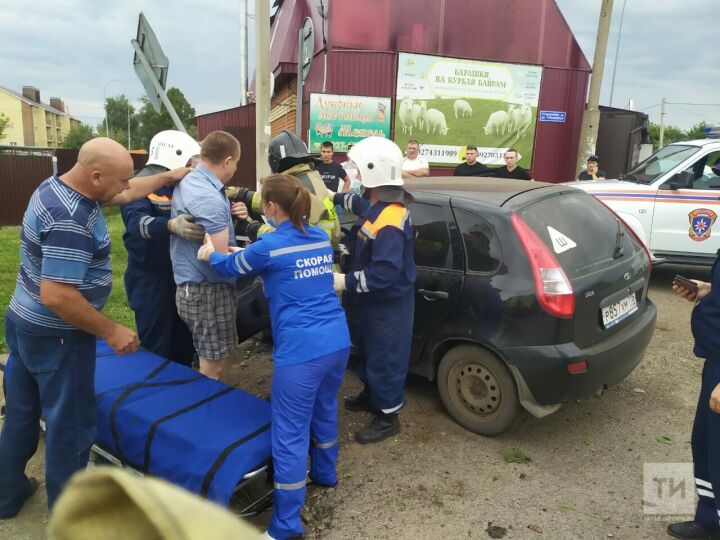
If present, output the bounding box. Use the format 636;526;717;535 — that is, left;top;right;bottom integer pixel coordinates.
394;53;543;167
309;93;392;153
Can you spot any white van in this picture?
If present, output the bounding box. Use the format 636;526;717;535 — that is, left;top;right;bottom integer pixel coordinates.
570;138;720;265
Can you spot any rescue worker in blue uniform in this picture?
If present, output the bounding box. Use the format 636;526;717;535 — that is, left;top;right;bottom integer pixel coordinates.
197;173;350;540
121;130;202;365
672;237;720;539
331;137;416;444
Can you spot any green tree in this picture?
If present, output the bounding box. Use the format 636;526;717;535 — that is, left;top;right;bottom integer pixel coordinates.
685;121;709;141
98;95;140;148
134;88;197;150
649;122;686;149
0;113;9;142
61;123;96;149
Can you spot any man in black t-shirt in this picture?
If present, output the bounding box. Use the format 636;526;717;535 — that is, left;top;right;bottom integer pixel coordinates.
492;148;532;180
316;141;350;192
577;155;606;181
454;145;490;177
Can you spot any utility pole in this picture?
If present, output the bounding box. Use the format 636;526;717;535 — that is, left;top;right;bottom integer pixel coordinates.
254;0;272;187
609;0;627;107
576;0;614;175
659;97;667;149
239;0;248;106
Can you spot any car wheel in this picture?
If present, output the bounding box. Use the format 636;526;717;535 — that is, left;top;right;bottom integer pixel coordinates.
437;345;519;436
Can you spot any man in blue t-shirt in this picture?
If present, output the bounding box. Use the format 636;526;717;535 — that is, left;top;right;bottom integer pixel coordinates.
316;141;350;193
171;131;241;382
0;137;189;517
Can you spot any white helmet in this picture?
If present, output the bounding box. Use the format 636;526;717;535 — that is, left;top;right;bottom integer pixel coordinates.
146;130;201;170
347;137;404;189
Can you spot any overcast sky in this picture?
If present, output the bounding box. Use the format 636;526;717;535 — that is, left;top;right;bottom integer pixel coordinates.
2;0;718;132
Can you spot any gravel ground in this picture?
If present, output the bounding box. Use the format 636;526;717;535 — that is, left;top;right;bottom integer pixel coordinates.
0;262;712;539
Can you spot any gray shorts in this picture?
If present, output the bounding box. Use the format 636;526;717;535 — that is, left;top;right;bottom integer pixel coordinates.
176;282;238;361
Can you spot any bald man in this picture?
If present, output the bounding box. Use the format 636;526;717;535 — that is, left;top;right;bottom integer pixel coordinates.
0;137;189;516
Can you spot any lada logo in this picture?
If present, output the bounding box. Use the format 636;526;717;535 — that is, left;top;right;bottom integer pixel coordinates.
689;208;718;242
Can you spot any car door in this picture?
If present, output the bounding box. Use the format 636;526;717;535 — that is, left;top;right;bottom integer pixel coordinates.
650;150;720;256
408;199;464;372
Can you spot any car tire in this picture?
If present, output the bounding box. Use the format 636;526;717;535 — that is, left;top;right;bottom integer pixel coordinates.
437;345;519;436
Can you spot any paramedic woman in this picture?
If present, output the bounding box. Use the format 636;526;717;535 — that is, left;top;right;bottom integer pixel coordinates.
197;174;350;540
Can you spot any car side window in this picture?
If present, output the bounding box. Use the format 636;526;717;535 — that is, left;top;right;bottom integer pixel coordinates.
409;202;453;269
454;210;502;273
690;151;720;189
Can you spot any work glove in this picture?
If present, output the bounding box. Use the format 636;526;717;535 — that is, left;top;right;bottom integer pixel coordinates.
197;233;216;261
168;214;205;241
333;272;347;293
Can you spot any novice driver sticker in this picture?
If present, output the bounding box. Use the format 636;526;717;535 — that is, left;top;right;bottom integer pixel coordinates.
688;208;717;242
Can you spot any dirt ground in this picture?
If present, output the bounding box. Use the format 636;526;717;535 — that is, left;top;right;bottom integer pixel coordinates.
0;263;713;539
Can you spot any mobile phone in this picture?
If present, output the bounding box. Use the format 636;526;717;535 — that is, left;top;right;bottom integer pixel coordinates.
674;275;698;292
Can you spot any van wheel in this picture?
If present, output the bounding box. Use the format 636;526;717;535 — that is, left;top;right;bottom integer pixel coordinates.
437;345;519;436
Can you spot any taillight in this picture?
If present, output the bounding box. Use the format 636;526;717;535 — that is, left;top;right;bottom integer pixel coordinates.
511;214;575;318
597;200;653;272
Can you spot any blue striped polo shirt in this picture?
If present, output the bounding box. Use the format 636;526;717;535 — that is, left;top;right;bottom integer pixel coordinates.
6;176;112;336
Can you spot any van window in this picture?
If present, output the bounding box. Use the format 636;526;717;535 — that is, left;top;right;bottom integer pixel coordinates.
689;151;720;189
517;192;642;279
454;210;502;273
410;202;453;269
623;145;699;184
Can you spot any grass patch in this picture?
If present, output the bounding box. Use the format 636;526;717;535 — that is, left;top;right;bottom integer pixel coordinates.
503;448;532;464
0;207;134;353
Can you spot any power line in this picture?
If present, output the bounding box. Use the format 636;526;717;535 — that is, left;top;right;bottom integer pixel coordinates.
666;102;720;107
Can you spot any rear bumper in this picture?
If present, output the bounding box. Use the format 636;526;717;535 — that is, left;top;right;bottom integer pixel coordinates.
500;300;657;405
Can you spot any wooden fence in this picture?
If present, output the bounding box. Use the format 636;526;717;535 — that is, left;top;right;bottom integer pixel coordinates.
0;149;148;226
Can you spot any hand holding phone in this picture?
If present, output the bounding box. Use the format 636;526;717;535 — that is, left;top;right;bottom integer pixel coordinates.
674;275;699;293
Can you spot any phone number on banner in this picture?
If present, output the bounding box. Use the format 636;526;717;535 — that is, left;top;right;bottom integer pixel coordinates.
419;145;461;163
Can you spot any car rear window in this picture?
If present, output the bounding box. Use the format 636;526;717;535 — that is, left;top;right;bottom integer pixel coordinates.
516;192;641;279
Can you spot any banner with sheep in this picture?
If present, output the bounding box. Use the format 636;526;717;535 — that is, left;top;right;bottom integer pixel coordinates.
308;94;392;153
394;53;542;167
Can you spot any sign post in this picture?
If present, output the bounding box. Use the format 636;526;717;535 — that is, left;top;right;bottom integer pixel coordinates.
131;12;186;132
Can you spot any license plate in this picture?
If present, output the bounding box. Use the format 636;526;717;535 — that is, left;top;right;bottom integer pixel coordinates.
601;293;638;328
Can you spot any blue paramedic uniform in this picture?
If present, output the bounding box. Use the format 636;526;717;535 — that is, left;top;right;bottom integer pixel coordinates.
209;221;350;540
689;250;720;532
121;173;195;366
334;192;415;413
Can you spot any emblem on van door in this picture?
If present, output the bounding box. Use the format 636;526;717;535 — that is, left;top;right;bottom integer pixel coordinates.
689;208;718;242
624;272;631;281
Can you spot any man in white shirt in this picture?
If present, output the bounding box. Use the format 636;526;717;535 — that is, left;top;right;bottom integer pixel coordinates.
401;139;430;179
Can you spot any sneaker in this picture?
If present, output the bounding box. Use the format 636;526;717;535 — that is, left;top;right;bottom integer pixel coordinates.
667;521;720;539
355;413;400;444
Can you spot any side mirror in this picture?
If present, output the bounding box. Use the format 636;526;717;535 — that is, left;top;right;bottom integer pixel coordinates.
661;170;694;190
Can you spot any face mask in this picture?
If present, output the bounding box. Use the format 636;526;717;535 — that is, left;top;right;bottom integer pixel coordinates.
267;217;277;228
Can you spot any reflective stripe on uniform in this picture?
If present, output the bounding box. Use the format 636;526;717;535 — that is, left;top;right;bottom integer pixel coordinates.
354;270;369;293
139;216;155;239
381;402;403;414
251;191;263;213
697;478;713;489
269;241;331;258
274;479;307;490
322;196;338;221
313;438;337;449
698;488;715;498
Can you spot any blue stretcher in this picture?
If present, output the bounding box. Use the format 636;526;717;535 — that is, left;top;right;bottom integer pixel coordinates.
91;340;273;514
